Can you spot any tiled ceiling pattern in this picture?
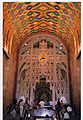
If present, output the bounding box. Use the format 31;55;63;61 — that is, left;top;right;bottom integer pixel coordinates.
3;2;81;51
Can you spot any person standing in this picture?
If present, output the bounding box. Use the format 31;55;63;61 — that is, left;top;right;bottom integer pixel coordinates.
39;99;45;108
61;106;66;119
44;100;50;106
61;100;64;107
24;98;30;119
56;99;61;120
67;105;72;120
52;115;57;120
63;111;70;120
18;99;24;118
44;115;51;120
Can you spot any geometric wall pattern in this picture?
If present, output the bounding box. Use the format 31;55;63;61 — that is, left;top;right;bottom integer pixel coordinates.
16;34;70;104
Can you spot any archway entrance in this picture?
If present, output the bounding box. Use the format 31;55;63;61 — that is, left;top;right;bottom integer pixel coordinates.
35;80;52;101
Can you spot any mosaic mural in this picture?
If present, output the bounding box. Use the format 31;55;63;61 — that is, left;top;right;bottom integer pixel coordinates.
3;2;81;55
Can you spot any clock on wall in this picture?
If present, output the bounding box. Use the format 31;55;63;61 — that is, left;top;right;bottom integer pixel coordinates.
39;55;47;62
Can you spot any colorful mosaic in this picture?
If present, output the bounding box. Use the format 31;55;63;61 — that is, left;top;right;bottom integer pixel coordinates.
3;2;81;54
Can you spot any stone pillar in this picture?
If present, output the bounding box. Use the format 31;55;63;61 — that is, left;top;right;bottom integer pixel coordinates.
30;84;33;103
52;83;55;108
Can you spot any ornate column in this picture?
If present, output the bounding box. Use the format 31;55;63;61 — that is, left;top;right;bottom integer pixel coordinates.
30;84;34;103
52;83;55;108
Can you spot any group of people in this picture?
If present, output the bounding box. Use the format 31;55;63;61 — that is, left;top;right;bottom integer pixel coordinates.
9;97;29;119
29;99;52;109
55;99;75;120
8;97;77;120
8;98;50;118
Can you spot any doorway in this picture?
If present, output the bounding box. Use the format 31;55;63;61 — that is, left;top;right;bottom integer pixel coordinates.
35;81;52;101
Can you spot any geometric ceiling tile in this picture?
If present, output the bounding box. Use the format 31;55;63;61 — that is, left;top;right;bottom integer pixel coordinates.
36;4;51;12
32;11;40;17
12;14;17;20
17;3;23;9
28;17;34;21
52;27;56;30
62;9;69;14
10;9;15;15
70;14;74;20
55;2;61;4
3;3;8;10
18;9;24;15
30;2;38;6
72;9;76;15
46;11;59;17
14;9;19;15
37;22;50;27
16;15;21;20
66;15;71;20
8;2;14;9
54;11;60;15
26;5;32;10
12;3;18;8
14;21;18;27
46;11;56;17
21;4;27;9
63;3;71;9
54;5;60;10
3;2;81;50
33;2;40;7
61;15;67;20
25;2;31;4
27;11;33;16
68;3;74;9
23;10;29;15
20;15;25;20
46;2;53;7
72;2;80;9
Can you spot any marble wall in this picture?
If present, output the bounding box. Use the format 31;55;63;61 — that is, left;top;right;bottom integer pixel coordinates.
3;50;16;110
68;50;80;109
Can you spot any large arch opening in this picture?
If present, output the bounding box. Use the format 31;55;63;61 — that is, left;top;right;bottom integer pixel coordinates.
35;81;52;101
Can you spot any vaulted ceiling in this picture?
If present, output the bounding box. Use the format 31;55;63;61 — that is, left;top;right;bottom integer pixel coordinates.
3;2;81;54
